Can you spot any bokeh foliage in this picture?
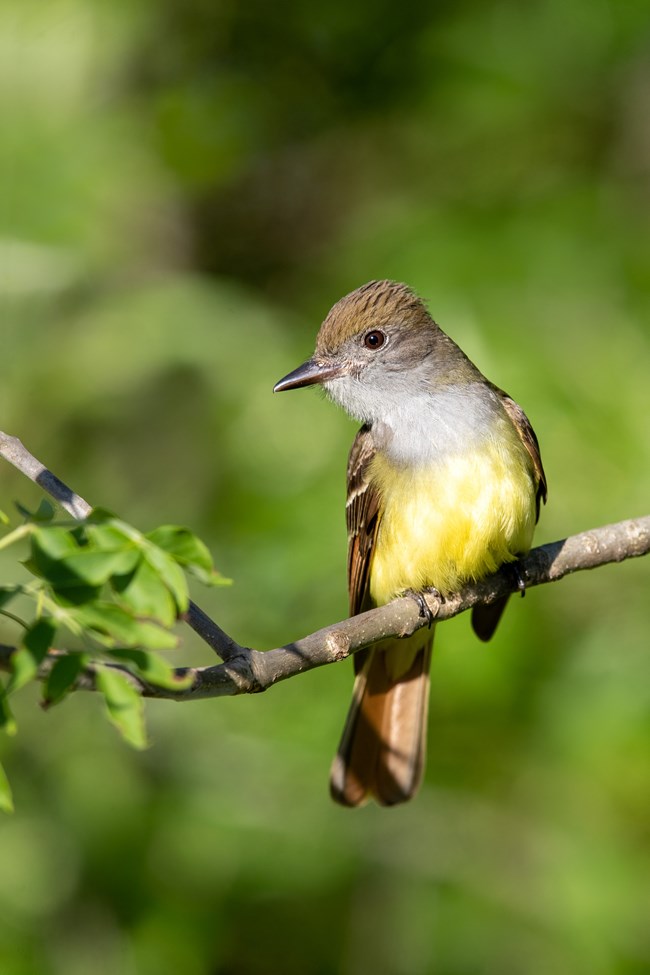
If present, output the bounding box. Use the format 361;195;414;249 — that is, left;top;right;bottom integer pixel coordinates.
1;0;649;973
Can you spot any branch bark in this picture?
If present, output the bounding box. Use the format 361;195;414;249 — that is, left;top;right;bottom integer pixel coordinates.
1;430;649;701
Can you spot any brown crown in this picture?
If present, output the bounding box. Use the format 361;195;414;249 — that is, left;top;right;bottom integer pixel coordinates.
315;280;433;355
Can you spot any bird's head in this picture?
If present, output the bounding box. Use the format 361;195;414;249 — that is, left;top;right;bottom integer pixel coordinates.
274;280;474;425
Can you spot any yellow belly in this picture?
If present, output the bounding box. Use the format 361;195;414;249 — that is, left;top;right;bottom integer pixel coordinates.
368;439;537;605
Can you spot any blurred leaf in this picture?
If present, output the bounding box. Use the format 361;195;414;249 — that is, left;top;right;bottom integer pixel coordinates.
7;618;57;694
0;761;13;814
43;653;88;706
111;557;177;627
91;517;195;608
24;618;57;657
27;526;80;574
71;602;177;650
56;548;141;587
47;583;105;607
139;542;189;615
146;525;229;586
0;586;23;610
0;688;16;736
146;525;212;568
0;510;8;525
15;499;55;523
109;649;193;691
28;524;140;589
85;521;137;549
86;507;119;523
95;667;147;750
7;649;39;696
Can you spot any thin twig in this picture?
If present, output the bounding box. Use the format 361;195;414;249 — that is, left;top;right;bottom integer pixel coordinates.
0;431;91;520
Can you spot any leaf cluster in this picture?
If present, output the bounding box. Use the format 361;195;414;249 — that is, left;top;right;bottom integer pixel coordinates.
0;502;228;811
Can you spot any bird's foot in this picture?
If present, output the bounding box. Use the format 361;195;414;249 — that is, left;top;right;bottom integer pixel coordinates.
507;560;527;597
403;587;441;628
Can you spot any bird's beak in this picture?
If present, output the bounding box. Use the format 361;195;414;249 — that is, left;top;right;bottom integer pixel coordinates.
273;357;345;392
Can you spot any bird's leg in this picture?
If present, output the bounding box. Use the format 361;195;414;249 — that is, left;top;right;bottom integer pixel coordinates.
507;559;527;597
403;587;441;628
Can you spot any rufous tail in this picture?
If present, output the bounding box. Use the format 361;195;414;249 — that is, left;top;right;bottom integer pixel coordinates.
329;631;433;807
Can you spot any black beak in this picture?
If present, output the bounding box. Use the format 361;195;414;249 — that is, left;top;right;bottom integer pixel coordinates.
273;358;345;392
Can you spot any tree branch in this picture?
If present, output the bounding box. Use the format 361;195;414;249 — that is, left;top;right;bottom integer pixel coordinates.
0;516;648;700
1;429;649;702
0;431;91;521
0;431;240;661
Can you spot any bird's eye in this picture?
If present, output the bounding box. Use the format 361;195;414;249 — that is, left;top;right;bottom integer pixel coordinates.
363;329;386;350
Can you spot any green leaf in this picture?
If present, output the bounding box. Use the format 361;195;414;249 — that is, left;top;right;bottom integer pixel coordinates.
140;543;189;615
146;525;211;569
7;618;57;694
0;586;23;610
109;649;193;691
0;690;16;736
27;526;81;585
146;525;230;586
57;548;141;587
111;557;177;627
0;761;14;814
7;649;39;695
71;602;177;650
95;667;147;749
15;499;55;523
0;510;9;526
84;516;195;612
28;524;141;589
31;526;79;561
85;521;137;550
43;653;88;706
47;583;104;608
86;507;119;523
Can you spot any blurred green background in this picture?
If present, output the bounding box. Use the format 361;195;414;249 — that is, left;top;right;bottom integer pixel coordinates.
1;0;649;972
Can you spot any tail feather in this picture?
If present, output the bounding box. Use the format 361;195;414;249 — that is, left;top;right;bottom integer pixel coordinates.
472;594;510;642
330;633;433;807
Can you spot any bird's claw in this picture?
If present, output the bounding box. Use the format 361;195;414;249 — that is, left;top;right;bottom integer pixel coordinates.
404;587;440;628
509;560;527;597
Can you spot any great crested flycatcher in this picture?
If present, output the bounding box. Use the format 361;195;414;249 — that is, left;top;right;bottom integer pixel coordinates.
274;280;547;807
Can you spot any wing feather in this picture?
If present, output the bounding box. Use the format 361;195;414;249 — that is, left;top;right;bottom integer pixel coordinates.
493;386;548;519
346;425;381;616
473;385;548;642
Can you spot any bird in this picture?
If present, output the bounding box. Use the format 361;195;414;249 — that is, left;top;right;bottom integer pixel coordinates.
274;280;546;807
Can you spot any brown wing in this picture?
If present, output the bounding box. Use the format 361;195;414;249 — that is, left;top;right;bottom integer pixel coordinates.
493;386;548;520
346;424;381;616
473;386;548;643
